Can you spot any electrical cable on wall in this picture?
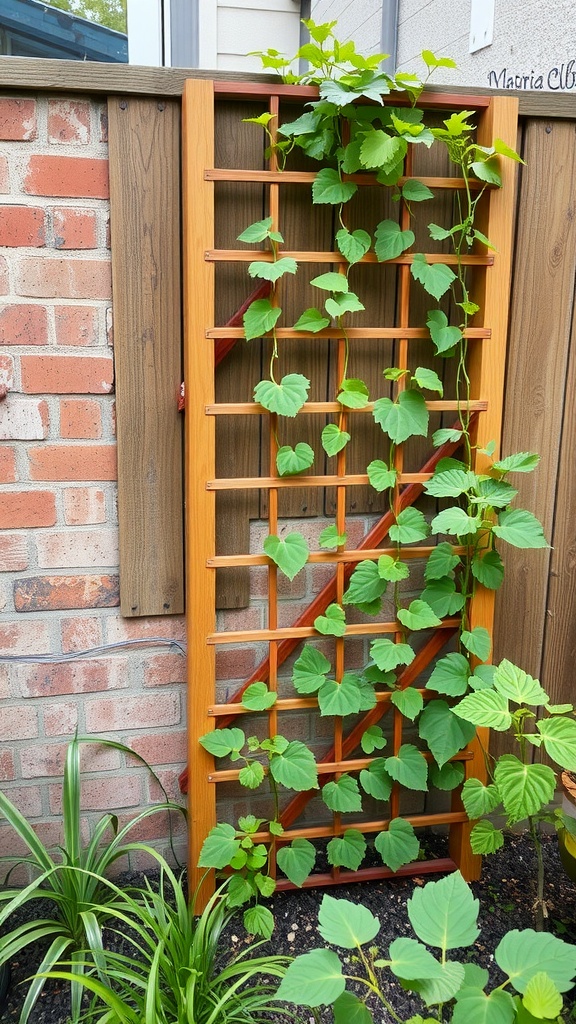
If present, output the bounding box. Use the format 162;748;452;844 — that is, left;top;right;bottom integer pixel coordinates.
0;637;186;664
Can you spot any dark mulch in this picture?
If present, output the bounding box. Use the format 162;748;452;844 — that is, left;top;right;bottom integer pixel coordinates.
2;832;576;1023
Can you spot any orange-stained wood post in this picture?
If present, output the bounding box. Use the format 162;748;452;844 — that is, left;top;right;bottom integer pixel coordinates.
182;78;216;908
450;95;520;881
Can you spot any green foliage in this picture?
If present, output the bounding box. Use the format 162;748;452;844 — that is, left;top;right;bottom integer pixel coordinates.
48;0;126;33
276;873;576;1020
0;735;185;1024
263;531;309;579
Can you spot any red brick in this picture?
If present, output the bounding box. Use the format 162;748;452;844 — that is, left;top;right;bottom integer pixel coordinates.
63;487;106;525
0;750;15;781
0;303;49;346
100;109;108;143
16;657;128;697
85;693;181;733
21;355;113;394
0;621;50;655
0;534;28;571
129;730;187;766
0;156;9;193
0;397;49;440
14;574;119;612
0;490;56;528
0;99;37;141
16;258;111;299
215;646;257;681
48;100;91;144
60;398;102;438
24;156;109;199
35;529;119;568
106;306;113;345
53;208;97;249
0;666;9;698
0;206;45;247
61;615;103;652
20;743;67;779
1;784;41;816
50;775;141;814
54;305;99;346
43;701;79;737
29;444;117;481
143;653;186;688
106;616;186;645
0;447;17;483
0;705;38;741
115;808;186;843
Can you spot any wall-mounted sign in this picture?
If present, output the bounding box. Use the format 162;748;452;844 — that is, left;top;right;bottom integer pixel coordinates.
488;62;576;91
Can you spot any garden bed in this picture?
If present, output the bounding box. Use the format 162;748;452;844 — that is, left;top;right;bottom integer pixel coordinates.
2;832;576;1023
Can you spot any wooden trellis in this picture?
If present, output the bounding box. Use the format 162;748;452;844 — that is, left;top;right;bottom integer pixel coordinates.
182;78;518;907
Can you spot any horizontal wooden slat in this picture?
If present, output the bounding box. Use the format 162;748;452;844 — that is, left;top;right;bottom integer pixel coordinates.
208;544;467;568
207;472;434;490
208;618;460;644
207;169;483;189
205;399;489;414
207;327;491;339
206;248;493;264
210;752;473;783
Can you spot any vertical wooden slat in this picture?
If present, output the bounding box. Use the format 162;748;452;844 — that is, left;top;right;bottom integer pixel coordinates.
108;97;184;616
183;79;216;906
493;120;576;700
450;96;519;879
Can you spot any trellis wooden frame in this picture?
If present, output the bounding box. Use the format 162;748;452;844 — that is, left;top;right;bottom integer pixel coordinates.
183;78;518;907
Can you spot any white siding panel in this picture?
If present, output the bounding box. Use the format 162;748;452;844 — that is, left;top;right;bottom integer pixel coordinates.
218;7;301;65
311;0;383;54
219;0;300;9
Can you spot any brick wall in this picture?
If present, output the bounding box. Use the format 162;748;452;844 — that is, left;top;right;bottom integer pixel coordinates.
0;93;187;876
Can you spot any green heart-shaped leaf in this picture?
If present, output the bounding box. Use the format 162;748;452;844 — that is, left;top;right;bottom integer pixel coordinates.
277;838;316;887
241;682;277;711
276;442;314;476
375;818;420;872
243;298;282;341
322;774;363;812
276;948;345;1007
264;531;309;580
412;255;456;299
293;307;330;332
322;423;351;455
314;603;346;636
327;829;366;871
318;893;379;948
254;373;310;417
373;389;429;443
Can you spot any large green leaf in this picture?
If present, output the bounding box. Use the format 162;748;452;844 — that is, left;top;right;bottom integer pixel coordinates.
314;603;347;637
388;937;442;980
344;560;387;607
424;469;477;498
425;542;461;580
431;507;481;537
408;871;479;950
293;307;330;332
322;774;363;812
426;653;470;697
198;823;240;868
199;727;245;758
461;627;491;661
378;554;410;582
374;218;415;260
385;743;428;791
270;740;319;791
493;660;548;706
461;778;501;818
471;550;505;590
367;459;398;492
397;600;442;631
276;442;314;476
429;761;465;791
360;758;393;800
427;309;463;354
408;962;466;1006
312;167;358;205
452;987;516;1024
319;525;347;548
469;820;505;855
237;216;274;243
311;271;349;292
411;255;456;299
493;755;556;822
373;390;429;444
318;893;380;948
362;131;407;171
474;477;518;508
375;818;420;872
277;838;316;887
318;674;363;717
389;507;431;544
493;452;540;474
254;373;310;417
337;377;369;408
327;829;366;871
333;991;373;1024
322;423;351;455
243;298;282;340
244;904;274;939
492;509;548;549
336;228;371;265
239;761;265;789
292;645;331;694
276;948;345;1007
402;179;435;202
537;716;576;770
523;973;563;1019
414;366;443;394
391;687;424;721
370;638;415;672
248;256;298;282
452;689;511;731
419;700;476;768
421;576;465;616
264;532;309;580
495;929;576;994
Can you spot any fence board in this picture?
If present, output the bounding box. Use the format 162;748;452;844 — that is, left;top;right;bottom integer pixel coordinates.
493;121;576;710
108;96;184;617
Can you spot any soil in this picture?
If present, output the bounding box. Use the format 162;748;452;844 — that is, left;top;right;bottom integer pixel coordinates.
2;832;576;1023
